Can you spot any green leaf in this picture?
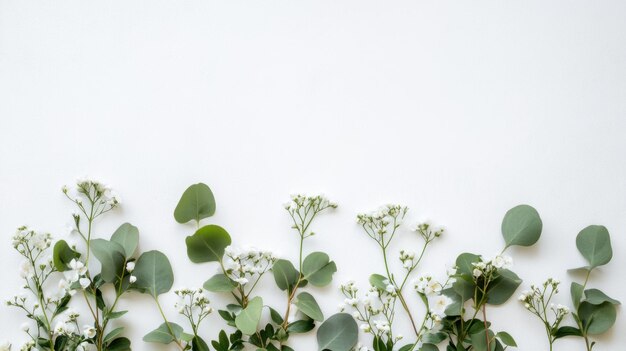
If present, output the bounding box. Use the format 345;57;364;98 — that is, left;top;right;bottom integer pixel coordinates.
186;225;231;263
501;204;542;248
287;319;315;333
110;223;139;258
269;307;284;325
103;327;124;344
133;250;174;297
486;269;522;305
553;326;582;339
294;292;324;322
272;259;299;291
107;337;131;351
576;225;612;269
369;274;389;291
302;252;337;287
316;313;358;351
419;344;439;351
583;289;621;305
579;301;617;335
174;183;216;224
203;274;236;292
470;330;496;351
90;239;126;283
143;322;183;344
192;336;210;351
571;282;584;310
495;332;516;347
455;253;481;276
235;296;263;335
52;240;80;272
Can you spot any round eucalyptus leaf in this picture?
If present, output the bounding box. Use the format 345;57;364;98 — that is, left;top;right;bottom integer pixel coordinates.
495;332;517;347
235;296;263;335
90;239;126;283
174;183;216;224
578;301;617;335
143;322;183;344
576;225;612;269
486;269;522;305
185;225;231;263
133;250;174;298
52;240;81;272
470;329;496;351
501;205;542;248
110;223;139;258
203;274;236;292
294;292;324;322
455;253;481;276
272;259;299;291
583;289;621;305
369;274;389;291
316;313;358;351
302;252;337;287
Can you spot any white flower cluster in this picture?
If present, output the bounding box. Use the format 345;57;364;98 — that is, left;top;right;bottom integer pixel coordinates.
339;281;399;341
519;278;569;320
223;246;276;286
412;274;452;331
398;249;416;269
174;287;213;324
356;205;408;232
62;177;121;208
413;274;443;296
412;222;444;242
12;226;52;252
283;194;337;212
471;255;513;278
57;259;89;297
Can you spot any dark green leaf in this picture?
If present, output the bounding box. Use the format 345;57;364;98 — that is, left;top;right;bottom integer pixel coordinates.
186;225;231;263
501;204;542;248
52;240;80;272
174;183;216;224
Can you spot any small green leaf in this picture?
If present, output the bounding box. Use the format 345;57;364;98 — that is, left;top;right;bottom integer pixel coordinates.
553;326;582;339
302;252;337;287
486;269;522;305
107;337;131;351
186;225;231;263
316;313;358;351
90;239;126;283
272;259;299;291
369;274;390;291
495;332;517;347
571;282;584;309
455;253;481;276
52;240;80;272
203;274;236;292
583;289;621;305
501;204;542;248
133;250;174;297
294;292;324;322
470;330;496;351
174;183;216;224
287;319;315;333
192;336;210;351
579;301;617;335
103;327;125;344
110;223;139;258
235;296;263;335
143;322;183;344
576;225;612;269
419;344;439;351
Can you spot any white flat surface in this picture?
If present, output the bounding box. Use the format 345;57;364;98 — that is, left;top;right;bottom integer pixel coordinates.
1;1;625;350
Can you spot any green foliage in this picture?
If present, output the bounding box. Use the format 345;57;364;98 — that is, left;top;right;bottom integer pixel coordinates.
204;273;236;292
316;313;358;351
52;240;80;271
501;204;542;248
272;259;299;291
486;269;522;305
143;322;183;344
110;222;139;258
294;292;324;322
235;297;263;335
133;250;174;297
578;301;617;335
186;224;232;263
576;225;612;269
91;239;126;283
174;183;216;224
302;252;337;287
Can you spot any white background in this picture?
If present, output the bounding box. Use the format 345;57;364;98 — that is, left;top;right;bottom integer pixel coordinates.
1;1;625;350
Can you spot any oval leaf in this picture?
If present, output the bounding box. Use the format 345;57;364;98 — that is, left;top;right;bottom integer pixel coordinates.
369;274;389;291
317;313;358;351
111;223;139;258
576;225;612;269
295;292;324;322
501;204;542;248
235;296;263;335
302;252;337;287
91;239;126;283
578;301;617;335
52;240;80;272
486;269;522;305
174;183;216;224
272;259;299;291
143;322;183;344
186;225;231;263
583;289;621;305
133;250;174;297
203;274;236;293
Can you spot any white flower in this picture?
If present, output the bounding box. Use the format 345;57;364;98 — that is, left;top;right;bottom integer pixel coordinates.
20;322;29;331
492;255;513;269
129;275;137;284
472;268;482;278
126;262;135;272
64;259;87;283
19;260;34;279
430;295;453;317
79;278;91;289
83;325;96;338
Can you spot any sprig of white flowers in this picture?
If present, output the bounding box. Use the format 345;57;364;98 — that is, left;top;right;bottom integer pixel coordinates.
519;278;569;350
174;288;213;336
